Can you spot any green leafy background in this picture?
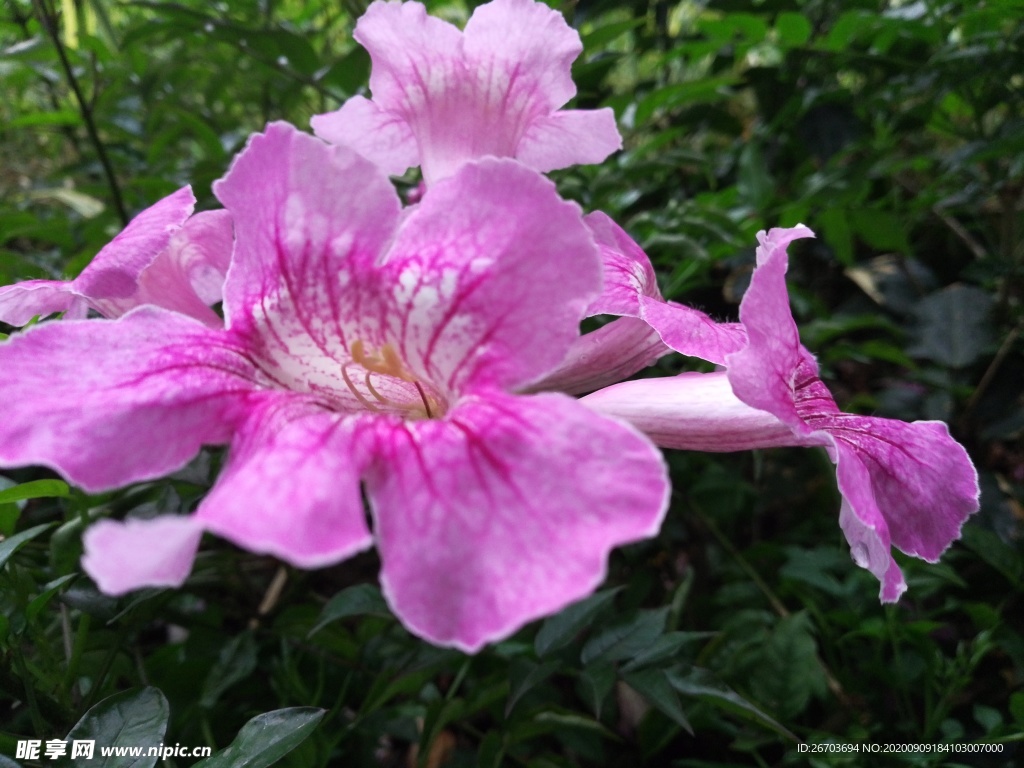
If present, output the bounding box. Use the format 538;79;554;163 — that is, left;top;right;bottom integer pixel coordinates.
1;0;1022;765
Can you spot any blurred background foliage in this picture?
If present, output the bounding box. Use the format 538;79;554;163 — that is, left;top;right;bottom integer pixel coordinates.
1;0;1022;765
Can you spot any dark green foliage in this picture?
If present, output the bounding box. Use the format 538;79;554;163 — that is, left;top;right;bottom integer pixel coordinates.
2;0;1023;766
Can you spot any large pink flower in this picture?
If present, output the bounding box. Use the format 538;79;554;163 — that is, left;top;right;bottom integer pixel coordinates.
0;123;668;652
0;187;232;328
311;0;621;184
584;226;979;601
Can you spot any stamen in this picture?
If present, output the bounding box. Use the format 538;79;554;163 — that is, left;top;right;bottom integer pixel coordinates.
341;361;382;412
364;372;388;403
414;381;434;419
345;339;442;419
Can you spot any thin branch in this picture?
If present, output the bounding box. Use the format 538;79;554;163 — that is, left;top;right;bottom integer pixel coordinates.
933;206;988;260
963;321;1022;421
5;0;85;157
31;0;129;225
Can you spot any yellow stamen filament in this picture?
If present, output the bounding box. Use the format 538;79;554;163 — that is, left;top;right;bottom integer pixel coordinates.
341;361;382;413
364;372;388;403
343;340;440;419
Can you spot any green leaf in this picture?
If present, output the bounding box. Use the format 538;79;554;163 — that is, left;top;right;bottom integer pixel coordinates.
55;687;170;768
200;630;258;709
582;19;644;52
506;659;559;717
820;11;876;51
849;210;910;254
192;708;325;768
7;110;83;129
534;587;621;657
667;668;796;740
580;607;668;665
419;698;465;764
775;13;812;47
737;142;773;210
0;504;17;537
0;523;54;571
634;75;738;126
317;48;370;96
748;612;827;719
0;479;70;504
959;525;1023;588
577;661;616;718
477;731;504;768
819;208;854;266
620;631;714;672
974;704;1002;732
309;583;390;636
622;668;692;733
1010;691;1024;725
27;573;77;622
908;284;995;368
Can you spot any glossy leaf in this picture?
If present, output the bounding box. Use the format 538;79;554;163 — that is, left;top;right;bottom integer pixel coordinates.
192;708;325;768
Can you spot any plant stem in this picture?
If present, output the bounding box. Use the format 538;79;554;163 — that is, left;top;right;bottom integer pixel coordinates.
79;626;127;713
963;321;1022;422
693;501;789;617
13;644;48;735
31;0;129;226
63;612;91;703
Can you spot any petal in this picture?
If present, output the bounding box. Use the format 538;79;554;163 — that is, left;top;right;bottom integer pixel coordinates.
355;0;464;112
73;186;195;300
311;96;419;177
0;280;77;326
581;212;746;366
350;1;473;184
365;392;669;652
164;209;234;306
0;307;260;491
517;109;622;173
197;399;374;568
834;441;908;602
462;0;582;111
106;210;235;325
826;415;979;565
81;516;203;595
534;317;668;395
349;0;604;183
583;211;661;317
213;122;401;395
724;225;817;431
640;297;747;366
380;158;600;396
582;372;812;451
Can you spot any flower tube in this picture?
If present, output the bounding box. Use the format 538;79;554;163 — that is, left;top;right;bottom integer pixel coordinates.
585;226;979;601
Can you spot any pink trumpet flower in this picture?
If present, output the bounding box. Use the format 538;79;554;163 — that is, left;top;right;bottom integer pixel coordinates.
311;0;621;185
584;225;979;601
0;187;232;328
0;123;668;652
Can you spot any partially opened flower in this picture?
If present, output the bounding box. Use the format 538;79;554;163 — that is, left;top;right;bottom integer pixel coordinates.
0;187;232;328
0;123;667;652
584;226;979;601
535;211;670;394
311;0;621;184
